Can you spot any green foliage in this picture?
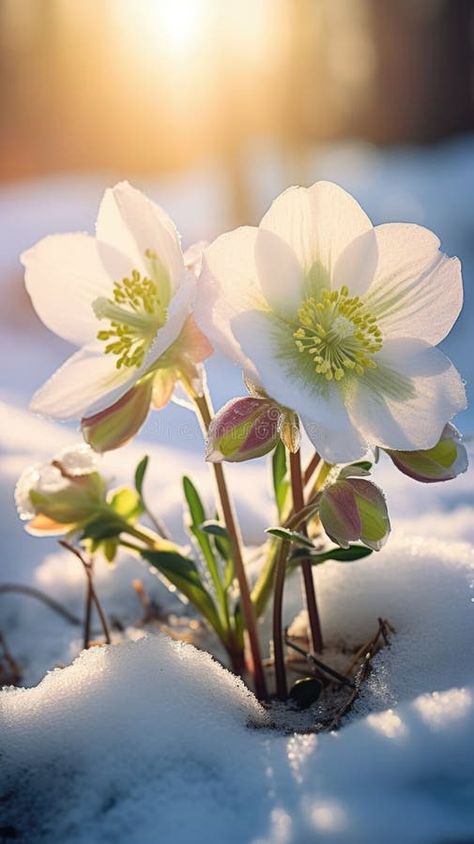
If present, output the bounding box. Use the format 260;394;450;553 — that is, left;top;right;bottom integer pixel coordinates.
182;476;234;623
290;544;373;565
265;526;315;549
141;548;223;636
134;454;149;497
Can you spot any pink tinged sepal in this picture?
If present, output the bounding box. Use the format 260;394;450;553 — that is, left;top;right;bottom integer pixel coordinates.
154;316;213;404
82;377;154;453
384;423;468;483
319;477;390;551
206;396;281;463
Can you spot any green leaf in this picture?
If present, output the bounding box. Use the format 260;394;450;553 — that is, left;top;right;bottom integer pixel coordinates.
265;526;315;549
142;549;223;635
200;520;230;539
183;476;206;527
352;460;372;472
182;478;229;615
134;455;149;497
290;544;373;565
272;440;288;518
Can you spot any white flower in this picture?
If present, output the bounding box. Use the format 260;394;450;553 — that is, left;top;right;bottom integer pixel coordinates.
196;181;466;463
21;182;212;427
15;444;105;533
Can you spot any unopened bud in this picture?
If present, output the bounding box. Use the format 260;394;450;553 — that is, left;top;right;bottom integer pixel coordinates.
319;477;390;551
384;424;468;483
206;397;281;463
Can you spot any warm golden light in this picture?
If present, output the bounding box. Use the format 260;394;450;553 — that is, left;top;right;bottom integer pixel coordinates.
111;0;211;58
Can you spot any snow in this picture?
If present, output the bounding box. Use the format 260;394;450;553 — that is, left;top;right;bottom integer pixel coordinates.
1;136;474;842
1;635;474;843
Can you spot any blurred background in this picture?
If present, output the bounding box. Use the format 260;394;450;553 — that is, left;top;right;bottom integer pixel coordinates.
1;0;473;428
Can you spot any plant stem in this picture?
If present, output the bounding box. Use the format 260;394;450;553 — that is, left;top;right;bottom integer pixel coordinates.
272;539;289;699
304;451;321;485
193;389;268;701
289;449;324;653
0;584;82;625
59;542;111;645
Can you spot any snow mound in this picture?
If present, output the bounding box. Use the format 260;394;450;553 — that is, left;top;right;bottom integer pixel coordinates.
2;633;474;844
0;635;269;843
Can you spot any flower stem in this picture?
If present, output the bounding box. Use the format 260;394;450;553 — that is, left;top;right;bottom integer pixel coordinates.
192;388;268;702
289;449;324;653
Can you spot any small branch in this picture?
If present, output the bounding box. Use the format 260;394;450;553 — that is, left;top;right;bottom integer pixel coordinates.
285;633;355;689
0;584;81;625
83;563;94;649
326;618;393;731
289;448;324;653
59;542;111;645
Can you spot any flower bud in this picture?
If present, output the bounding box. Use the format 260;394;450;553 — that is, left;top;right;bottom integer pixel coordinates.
82;377;154;453
384;424;468;483
15;444;107;535
319;477;390;551
206;397;281;463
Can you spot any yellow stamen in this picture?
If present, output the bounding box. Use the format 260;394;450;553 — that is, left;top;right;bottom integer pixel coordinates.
294;287;383;382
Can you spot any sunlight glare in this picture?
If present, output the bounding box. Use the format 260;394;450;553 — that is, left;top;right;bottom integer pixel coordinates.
111;0;210;58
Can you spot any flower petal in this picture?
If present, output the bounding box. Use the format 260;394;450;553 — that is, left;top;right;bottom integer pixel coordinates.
230;308;369;462
30;345;136;420
301;411;368;464
146;275;196;369
196;227;265;379
306;181;374;294
364;223;463;345
96;181;184;290
351;338;467;451
21;233;116;346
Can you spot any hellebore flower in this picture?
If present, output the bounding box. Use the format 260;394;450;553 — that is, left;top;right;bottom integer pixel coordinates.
197;181;466;463
21;182;212;450
15;444;106;535
319;474;390;551
384;423;468;483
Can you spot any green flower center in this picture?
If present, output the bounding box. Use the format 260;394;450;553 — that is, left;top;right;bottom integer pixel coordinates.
294;286;382;382
93;250;170;370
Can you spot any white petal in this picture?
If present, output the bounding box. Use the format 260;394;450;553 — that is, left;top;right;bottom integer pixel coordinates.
231;308;367;455
145;275;195;366
195;227;265;380
96;181;185;289
256;189;311;313
306;181;374;294
21;233;116;346
350;338;467;451
364;223;463;345
30;345;137;420
258;182;374;302
300;410;368;464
